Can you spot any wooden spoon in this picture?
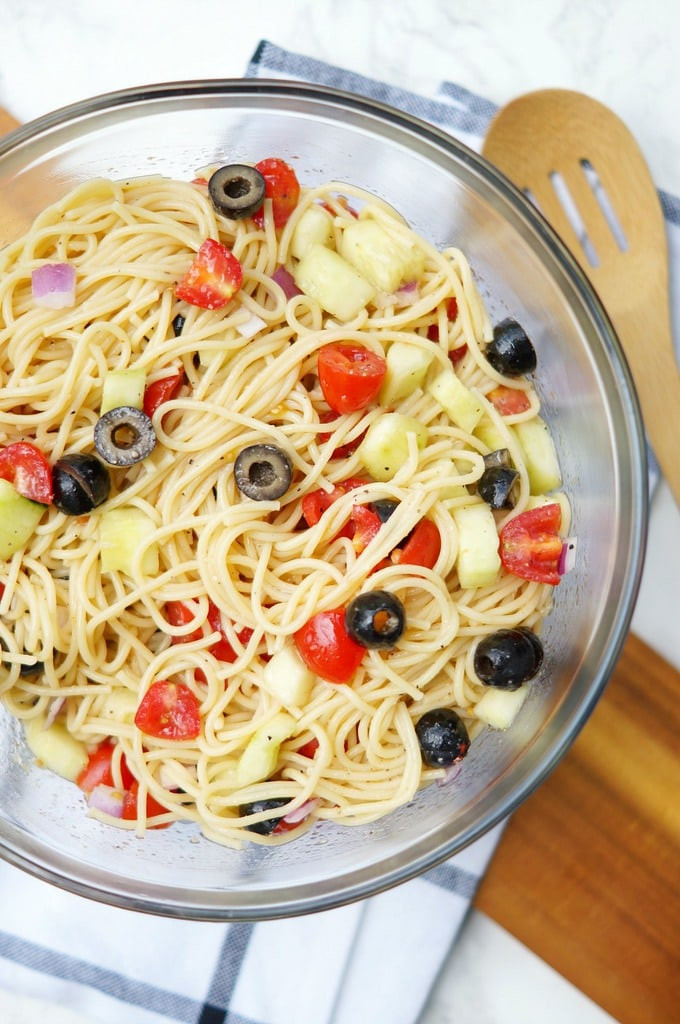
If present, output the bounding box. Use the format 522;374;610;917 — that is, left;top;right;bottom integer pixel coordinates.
483;88;680;506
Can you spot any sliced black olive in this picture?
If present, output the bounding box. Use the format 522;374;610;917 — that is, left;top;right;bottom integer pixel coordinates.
240;797;290;835
208;164;267;220
371;498;400;523
172;313;185;336
473;627;544;690
94;406;156;466
478;465;519;509
234;444;292;500
416;708;470;767
483;448;512;470
52;453;111;514
345;590;406;650
485;318;537;376
20;658;44;676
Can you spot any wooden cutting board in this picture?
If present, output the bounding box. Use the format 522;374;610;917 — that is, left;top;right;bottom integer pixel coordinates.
1;106;678;1023
474;629;680;1023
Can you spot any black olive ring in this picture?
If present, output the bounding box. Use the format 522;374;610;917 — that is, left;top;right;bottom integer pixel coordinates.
345;590;406;650
94;406;156;466
234;443;293;501
208;164;267;220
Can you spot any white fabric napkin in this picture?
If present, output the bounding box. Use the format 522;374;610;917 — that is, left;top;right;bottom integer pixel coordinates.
1;39;678;1024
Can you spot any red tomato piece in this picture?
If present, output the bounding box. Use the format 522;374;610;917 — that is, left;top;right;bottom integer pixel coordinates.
294;609;365;684
391;517;441;569
165;601;203;643
252;157;301;229
427;296;459;343
448;343;468;365
76;740;135;794
319;195;359;218
499;503;563;585
0;441;53;504
318;410;367;458
122;780;171;827
317;344;387;414
143;369;185;418
350;504;382;554
301;477;368;529
487;385;531;416
134;680;201;740
296;737;320;759
175;238;243;310
206;602;254;663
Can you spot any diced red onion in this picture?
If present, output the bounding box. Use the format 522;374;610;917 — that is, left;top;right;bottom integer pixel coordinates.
43;696;66;729
281;798;319;825
436;762;463;787
271;265;301;300
558;537;578;575
31;262;76;309
88;784;125;818
236;311;267;339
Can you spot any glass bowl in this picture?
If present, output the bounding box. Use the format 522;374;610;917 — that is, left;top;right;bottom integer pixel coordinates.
0;80;647;919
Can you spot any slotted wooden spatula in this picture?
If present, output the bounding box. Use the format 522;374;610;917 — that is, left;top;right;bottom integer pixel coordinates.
483;88;680;506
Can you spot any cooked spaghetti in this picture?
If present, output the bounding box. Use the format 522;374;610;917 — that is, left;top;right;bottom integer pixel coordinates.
0;164;567;846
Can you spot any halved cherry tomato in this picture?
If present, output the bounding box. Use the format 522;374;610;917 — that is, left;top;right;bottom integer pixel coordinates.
0;441;53;504
317;344;387;414
134;680;201;740
175;238;243;310
76;740;135;794
143;369;185;418
499;503;563;585
391;517;441;569
294;609;365;684
487;385;531;416
252;157;301;229
122;780;172;827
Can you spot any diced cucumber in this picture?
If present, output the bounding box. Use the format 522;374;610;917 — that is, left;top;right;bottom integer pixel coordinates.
98;688;139;724
452;503;501;588
357;413;428;482
294;243;375;321
0;479;46;560
236;711;296;787
262;646;314;709
379;341;435;406
24;717;89;781
290;204;334;260
338;219;422;293
100;505;159;576
474;415;509;453
428;369;485;433
101;367;146;414
513;416;562;494
474;683;530;730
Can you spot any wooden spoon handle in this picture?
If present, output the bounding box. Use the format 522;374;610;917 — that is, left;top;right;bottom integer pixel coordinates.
615;303;680;503
0;107;19;135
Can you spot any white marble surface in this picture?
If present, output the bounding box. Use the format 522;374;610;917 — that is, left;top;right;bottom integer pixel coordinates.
0;1;678;1022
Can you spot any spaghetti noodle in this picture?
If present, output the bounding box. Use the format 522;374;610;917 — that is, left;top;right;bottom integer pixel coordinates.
0;166;566;846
